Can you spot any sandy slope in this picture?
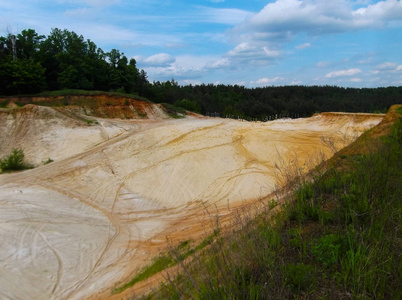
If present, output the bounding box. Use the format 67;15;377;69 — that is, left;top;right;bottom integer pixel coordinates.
0;107;384;300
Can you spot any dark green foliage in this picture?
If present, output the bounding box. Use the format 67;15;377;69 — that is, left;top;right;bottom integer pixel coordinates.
0;56;46;94
0;149;30;172
311;234;343;268
173;98;201;113
0;28;150;96
148;83;402;120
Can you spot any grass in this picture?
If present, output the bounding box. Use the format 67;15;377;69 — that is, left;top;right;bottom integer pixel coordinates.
35;89;151;102
113;231;219;294
85;119;99;125
0;89;152;107
140;106;402;299
0;149;32;172
160;103;187;119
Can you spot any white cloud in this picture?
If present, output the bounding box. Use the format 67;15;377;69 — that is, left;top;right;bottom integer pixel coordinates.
227;42;281;66
136;53;176;67
233;0;402;44
295;42;311;49
290;80;303;85
205;58;230;69
350;78;362;82
326;68;362;78
376;62;398;70
353;0;402;21
372;62;402;74
150;64;204;80
223;0;402;75
144;55;217;82
253;76;284;85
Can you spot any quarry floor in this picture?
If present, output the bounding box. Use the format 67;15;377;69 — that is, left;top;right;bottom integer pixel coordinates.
0;109;384;299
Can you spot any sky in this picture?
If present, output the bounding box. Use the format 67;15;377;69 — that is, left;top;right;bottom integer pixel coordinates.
1;0;402;87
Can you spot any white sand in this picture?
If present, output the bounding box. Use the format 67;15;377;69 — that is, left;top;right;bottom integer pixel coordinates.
0;107;384;299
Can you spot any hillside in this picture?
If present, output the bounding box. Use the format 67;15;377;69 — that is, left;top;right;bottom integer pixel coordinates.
0;95;172;166
0;98;386;300
147;105;402;300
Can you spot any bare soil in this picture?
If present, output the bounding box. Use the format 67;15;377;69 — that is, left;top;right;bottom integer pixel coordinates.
0;103;384;299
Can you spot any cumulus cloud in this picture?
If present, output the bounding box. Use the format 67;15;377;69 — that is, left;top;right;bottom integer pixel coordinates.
239;0;402;39
136;53;176;67
326;68;362;78
144;55;217;81
227;42;281;66
353;0;402;21
150;64;204;80
223;0;402;71
371;62;402;75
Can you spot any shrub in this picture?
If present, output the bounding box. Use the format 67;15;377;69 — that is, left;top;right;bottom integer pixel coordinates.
0;149;30;172
311;234;342;268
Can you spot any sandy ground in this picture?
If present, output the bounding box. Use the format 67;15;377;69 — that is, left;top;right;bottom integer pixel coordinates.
0;107;384;300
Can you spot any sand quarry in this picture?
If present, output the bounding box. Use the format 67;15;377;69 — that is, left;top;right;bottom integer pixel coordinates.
0;102;384;299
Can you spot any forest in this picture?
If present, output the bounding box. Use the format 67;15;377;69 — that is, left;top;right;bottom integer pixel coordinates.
1;28;402;119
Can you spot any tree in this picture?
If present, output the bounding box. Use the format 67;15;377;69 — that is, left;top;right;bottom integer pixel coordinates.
0;56;46;95
16;29;45;60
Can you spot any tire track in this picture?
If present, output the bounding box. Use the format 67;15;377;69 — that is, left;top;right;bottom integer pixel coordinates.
37;230;64;296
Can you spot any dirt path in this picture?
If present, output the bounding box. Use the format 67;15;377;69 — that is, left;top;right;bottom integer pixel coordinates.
0;110;384;299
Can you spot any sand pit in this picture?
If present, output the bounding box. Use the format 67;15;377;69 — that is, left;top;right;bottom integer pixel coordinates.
0;107;384;299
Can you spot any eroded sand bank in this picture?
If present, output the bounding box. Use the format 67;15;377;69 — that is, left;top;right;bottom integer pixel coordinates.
0;110;384;299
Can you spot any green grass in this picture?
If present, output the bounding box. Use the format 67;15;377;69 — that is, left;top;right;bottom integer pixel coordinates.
160;103;187;119
0;149;32;172
113;231;218;294
0;89;152;107
85;119;99;125
114;255;174;294
143;107;402;299
35;89;151;102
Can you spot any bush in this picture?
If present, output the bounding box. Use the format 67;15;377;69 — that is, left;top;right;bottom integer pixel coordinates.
0;149;30;172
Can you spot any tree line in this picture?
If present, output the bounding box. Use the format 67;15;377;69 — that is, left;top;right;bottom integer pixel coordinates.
150;81;402;119
0;28;148;95
1;28;402;119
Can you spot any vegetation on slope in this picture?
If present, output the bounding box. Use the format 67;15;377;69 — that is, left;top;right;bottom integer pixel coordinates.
128;106;400;299
0;149;31;172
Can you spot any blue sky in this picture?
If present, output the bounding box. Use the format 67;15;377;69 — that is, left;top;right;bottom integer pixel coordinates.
1;0;402;87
